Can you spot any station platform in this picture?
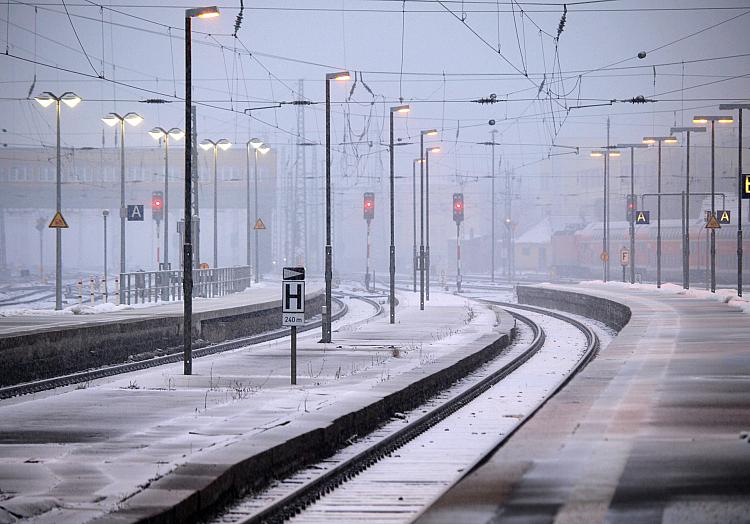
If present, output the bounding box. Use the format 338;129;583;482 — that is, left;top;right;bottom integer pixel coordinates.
0;282;311;337
0;282;325;386
0;291;514;523
416;283;750;524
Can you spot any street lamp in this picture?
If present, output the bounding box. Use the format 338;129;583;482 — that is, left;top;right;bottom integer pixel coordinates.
425;145;440;303
34;91;81;310
247;138;269;281
412;158;424;293
102;210;109;301
184;5;220;375
390;104;411;324
718;103;749;297
322;70;350;343
419;129;438;310
149;127;184;269
590;148;621;282
669;126;706;289
616;143;648;284
199;138;231;268
642;136;678;288
102;111;143;295
478;129;501;282
691;116;733;292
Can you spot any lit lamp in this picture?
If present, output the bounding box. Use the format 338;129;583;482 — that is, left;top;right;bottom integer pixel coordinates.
322;70;350;343
691;115;733;292
718;102;750;297
419;129;438;308
668;127;706;289
642;136;678;288
199;138;232;269
34;91;81;310
425;145;440;303
245;138;270;281
149;127;184;269
102;111;143;291
590;148;621;282
389;104;410;324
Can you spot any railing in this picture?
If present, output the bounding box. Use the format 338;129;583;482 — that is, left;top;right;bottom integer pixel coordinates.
119;266;253;305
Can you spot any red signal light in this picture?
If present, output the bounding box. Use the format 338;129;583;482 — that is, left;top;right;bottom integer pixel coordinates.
363;192;375;220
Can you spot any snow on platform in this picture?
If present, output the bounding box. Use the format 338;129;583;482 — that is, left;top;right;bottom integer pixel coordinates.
0;281;308;338
416;282;750;524
0;291;510;523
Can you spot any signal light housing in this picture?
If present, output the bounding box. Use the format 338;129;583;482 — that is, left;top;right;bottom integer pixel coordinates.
152;190;164;222
453;193;464;224
627;194;636;222
363;192;375;220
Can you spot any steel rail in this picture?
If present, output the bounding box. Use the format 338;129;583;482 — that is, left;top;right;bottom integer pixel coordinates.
228;310;543;524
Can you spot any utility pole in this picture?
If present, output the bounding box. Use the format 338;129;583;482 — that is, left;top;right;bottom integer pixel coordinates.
719;103;749;297
606;118;611;282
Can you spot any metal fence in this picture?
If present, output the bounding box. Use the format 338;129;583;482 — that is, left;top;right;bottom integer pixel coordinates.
119;266;253;305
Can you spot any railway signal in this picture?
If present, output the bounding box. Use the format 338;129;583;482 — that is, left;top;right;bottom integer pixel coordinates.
626;195;636;222
151;191;164;222
363;192;375;220
453;193;464;292
453;193;464;224
363;192;374;290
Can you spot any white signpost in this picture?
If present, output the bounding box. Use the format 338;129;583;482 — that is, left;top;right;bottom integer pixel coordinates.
282;267;305;384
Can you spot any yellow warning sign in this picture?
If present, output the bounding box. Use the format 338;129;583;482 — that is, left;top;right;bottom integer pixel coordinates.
254;218;266;230
705;213;721;229
48;211;69;229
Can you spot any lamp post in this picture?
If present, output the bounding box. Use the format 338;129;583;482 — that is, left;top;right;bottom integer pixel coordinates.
643;136;678;288
419;129;437;310
184;5;220;375
322;71;351;342
590;148;621;282
425;145;440;302
102;111;143;291
149;127;184;269
199;138;231;268
389;104;411;324
616;143;648;284
102;210;109;301
478;129;500;282
669;126;706;289
412;158;423;293
719;103;749;297
691;116;733;292
247;138;269;280
34;91;81;310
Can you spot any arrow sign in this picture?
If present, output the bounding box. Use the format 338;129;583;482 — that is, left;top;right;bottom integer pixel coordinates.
283;267;305;281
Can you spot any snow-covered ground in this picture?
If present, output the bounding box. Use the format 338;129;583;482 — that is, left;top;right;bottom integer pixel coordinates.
574;280;750;315
0;291;502;523
0;280;283;317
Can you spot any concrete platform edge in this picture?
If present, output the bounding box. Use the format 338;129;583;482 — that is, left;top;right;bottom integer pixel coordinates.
99;307;516;524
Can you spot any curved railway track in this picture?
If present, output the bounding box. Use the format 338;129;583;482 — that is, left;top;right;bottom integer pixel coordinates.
0;293;383;401
210;299;599;524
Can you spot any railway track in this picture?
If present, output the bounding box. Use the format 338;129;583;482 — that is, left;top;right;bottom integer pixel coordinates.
0;293;382;400
209;299;599;524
